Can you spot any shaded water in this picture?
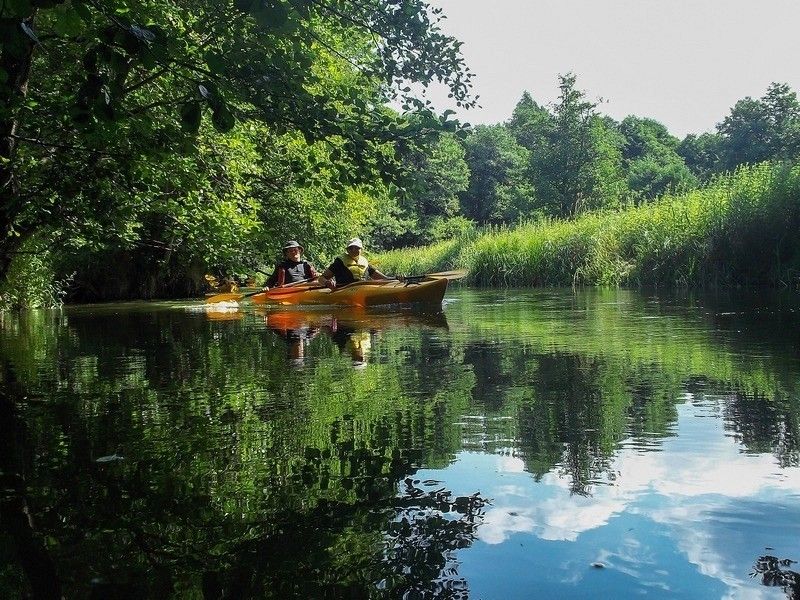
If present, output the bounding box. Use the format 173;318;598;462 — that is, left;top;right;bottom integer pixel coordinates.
1;288;799;599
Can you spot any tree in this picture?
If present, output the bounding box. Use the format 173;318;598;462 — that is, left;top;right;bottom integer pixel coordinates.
677;132;723;181
0;0;475;283
618;116;679;162
618;116;697;200
533;74;626;217
506;91;552;155
460;124;535;224
626;154;697;201
717;82;800;171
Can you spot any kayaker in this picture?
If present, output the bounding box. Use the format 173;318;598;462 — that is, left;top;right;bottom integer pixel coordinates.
265;240;319;288
318;238;390;290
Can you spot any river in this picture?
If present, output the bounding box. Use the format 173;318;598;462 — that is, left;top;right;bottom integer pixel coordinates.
1;288;799;598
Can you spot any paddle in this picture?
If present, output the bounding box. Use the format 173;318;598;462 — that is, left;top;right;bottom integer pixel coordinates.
400;269;468;283
205;278;312;303
269;270;468;294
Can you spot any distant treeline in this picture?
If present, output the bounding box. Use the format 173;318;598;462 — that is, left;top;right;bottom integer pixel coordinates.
368;74;800;252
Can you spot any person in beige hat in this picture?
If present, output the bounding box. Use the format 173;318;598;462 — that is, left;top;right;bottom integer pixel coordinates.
318;237;389;290
265;240;318;288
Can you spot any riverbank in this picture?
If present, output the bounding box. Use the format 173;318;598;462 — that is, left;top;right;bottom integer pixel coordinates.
376;162;800;289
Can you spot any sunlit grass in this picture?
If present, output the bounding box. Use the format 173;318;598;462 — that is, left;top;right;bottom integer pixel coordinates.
376;162;800;288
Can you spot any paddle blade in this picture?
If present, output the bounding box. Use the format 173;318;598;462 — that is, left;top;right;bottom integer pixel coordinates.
403;269;468;283
205;292;244;304
425;269;468;281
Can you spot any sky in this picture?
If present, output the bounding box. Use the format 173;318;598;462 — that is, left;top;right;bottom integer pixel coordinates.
424;0;800;137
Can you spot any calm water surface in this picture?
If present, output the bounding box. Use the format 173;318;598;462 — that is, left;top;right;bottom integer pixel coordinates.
1;288;799;599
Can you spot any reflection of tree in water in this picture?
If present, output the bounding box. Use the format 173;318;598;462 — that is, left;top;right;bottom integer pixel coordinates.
0;343;486;599
751;554;800;599
513;353;616;496
0;366;62;600
724;392;800;467
203;479;485;599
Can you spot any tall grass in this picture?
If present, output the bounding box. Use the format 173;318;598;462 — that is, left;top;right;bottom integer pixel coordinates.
375;162;800;288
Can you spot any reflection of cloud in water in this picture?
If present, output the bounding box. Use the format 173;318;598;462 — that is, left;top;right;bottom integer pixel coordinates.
481;401;800;543
428;398;800;597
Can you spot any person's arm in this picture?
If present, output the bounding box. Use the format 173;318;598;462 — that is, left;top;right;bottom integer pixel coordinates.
276;266;286;287
318;267;336;289
367;265;389;280
305;262;319;280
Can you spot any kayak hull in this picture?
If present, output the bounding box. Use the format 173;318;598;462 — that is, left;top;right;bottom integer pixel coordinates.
251;278;448;307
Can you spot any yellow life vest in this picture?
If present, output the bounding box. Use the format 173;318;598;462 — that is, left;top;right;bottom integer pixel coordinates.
339;253;369;280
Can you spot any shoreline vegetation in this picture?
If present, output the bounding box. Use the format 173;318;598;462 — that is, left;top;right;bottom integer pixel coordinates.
376;161;800;290
3;3;800;312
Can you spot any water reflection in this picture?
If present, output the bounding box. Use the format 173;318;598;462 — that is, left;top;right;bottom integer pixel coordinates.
0;289;799;598
260;307;449;367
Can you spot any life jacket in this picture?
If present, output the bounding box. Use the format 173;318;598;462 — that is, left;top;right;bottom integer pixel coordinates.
330;254;372;284
267;260;315;287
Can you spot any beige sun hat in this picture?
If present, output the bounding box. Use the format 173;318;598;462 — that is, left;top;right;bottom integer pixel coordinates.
345;237;363;249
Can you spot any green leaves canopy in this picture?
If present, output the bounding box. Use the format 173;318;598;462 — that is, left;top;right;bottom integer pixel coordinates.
0;0;475;285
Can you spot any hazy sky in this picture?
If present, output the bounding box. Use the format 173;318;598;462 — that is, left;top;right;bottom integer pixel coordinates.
425;0;800;137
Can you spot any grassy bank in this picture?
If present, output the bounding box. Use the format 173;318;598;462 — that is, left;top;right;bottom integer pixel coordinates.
375;162;800;288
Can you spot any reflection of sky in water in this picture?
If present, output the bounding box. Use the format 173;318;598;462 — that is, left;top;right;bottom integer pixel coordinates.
416;397;800;599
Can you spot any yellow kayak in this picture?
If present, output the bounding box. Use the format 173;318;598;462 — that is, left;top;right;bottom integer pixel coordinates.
250;278;448;307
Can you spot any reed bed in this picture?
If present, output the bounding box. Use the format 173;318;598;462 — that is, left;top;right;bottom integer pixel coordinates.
375;162;800;288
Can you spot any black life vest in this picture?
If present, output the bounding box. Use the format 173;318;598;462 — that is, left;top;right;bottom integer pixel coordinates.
267;260;314;286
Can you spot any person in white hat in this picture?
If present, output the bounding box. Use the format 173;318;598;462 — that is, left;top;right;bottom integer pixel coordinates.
318;237;389;290
265;240;318;288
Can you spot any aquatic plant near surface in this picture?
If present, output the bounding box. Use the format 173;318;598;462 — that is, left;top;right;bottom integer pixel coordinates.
376;161;800;289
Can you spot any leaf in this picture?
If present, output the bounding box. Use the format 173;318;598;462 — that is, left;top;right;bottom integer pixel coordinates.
204;51;226;75
180;101;202;133
53;5;85;36
252;1;290;30
211;103;235;132
73;1;92;22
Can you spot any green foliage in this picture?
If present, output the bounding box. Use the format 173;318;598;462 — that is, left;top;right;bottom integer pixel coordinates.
0;0;476;299
618;115;697;201
461;125;536;223
511;74;628;218
626;153;697;201
0;237;66;310
677;132;723;181
717;82;800;170
377;161;800;289
502;84;635;219
367;131;470;249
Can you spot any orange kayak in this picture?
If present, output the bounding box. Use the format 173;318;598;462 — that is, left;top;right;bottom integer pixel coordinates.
250;278;448;307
